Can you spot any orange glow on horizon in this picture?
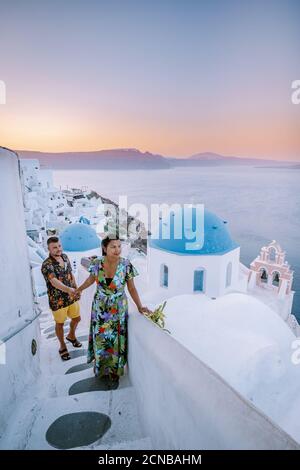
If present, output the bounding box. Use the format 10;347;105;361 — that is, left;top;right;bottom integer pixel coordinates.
1;96;299;161
1;111;299;161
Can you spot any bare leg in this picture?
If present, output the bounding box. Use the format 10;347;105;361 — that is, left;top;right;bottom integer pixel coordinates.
55;322;66;351
68;316;81;340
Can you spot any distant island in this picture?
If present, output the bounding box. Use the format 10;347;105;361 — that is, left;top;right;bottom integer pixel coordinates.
17;148;298;170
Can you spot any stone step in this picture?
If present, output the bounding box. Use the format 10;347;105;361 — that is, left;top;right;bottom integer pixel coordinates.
44;367;131;397
0;388;147;449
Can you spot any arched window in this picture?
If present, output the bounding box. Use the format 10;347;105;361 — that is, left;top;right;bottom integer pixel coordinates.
272;271;280;287
194;269;204;292
268;247;276;262
226;262;232;287
160;264;168;288
260;268;268;283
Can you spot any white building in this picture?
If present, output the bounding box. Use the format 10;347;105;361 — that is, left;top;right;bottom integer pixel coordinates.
19;158;40;190
148;206;244;298
0;148;41;438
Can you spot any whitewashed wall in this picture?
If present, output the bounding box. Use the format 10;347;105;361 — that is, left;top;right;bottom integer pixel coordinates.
128;304;299;450
0;148;41;438
148;245;240;298
66;248;101;284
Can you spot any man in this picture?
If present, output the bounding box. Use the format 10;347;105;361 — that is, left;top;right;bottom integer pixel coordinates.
41;236;82;360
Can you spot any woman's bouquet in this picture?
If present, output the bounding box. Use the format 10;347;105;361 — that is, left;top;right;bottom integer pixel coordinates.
146;300;170;333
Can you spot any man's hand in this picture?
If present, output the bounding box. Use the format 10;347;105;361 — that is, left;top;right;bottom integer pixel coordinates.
67;287;77;300
73;288;81;301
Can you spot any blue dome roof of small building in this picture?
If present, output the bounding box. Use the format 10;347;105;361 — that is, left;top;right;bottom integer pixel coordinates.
60;223;101;252
149;207;239;255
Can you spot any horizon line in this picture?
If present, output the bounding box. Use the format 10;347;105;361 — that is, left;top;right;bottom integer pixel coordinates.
13;147;300;163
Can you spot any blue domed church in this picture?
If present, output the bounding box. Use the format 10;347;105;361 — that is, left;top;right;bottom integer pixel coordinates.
148;206;242;298
60;222;101;279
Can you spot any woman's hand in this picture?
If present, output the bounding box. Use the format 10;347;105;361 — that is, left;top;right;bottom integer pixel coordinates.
138;306;153;315
73;289;81;300
76;274;96;295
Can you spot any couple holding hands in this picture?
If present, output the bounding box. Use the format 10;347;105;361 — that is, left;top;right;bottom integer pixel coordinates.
41;234;152;384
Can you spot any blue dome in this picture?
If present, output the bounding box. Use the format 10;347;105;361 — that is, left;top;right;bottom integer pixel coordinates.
149;207;239;255
60;223;101;252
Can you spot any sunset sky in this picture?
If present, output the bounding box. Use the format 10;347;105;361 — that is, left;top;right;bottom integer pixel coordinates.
0;0;299;160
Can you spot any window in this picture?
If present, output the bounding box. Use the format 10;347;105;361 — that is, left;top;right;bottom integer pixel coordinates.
160;264;168;287
194;269;204;292
226;262;232;287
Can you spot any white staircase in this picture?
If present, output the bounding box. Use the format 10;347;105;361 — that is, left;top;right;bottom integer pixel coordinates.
0;304;153;450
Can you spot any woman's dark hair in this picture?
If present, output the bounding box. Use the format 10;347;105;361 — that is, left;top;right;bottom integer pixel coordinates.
101;234;120;255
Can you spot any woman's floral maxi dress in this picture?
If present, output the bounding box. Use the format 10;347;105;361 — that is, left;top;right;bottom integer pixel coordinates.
87;256;139;377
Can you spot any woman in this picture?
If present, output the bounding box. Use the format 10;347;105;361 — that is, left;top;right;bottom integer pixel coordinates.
77;235;151;385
